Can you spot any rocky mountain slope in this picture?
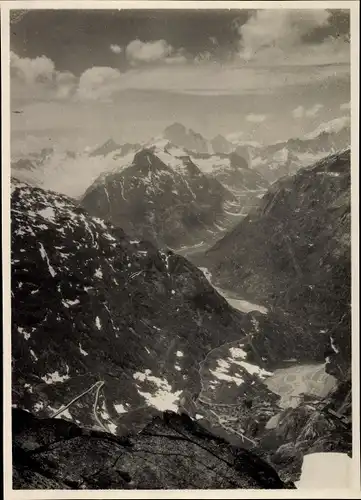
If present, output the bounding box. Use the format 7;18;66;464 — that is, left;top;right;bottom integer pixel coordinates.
80;144;242;249
13;409;291;489
11;178;300;488
11;178;271;434
205;149;351;378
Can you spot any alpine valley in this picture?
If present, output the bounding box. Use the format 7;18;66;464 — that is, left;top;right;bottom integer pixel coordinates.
11;120;352;489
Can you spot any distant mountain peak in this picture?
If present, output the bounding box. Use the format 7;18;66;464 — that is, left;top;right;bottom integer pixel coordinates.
163;123;210;154
304;116;350;141
89;138;122;157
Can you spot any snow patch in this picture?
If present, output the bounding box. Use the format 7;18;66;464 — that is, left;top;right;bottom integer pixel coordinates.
295;453;351;489
210;359;244;386
41;369;70;385
30;349;38;361
18;326;31;340
330;335;340;354
39;243;56;277
133;369;182;412
54;409;73;421
79;343;88;356
38;206;56;222
94;268;103;279
63;298;80;307
114;403;128;414
107;422;118;434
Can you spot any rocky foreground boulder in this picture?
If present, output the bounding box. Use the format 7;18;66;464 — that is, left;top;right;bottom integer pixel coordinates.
13;409;291;490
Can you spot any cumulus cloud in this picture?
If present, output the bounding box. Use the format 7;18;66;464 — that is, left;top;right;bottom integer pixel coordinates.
340;101;350;110
237;9;349;65
246;113;266;123
11;51;76;100
239;10;330;57
76;66;122;101
110;44;122;54
125;39;173;64
125;39;189;66
292;103;324;119
11;51;55;84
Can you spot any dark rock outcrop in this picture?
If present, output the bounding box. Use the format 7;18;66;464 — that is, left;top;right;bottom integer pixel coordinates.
13;409;291;490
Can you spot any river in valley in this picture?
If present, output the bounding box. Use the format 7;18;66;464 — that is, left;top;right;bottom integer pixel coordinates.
197;266;337;409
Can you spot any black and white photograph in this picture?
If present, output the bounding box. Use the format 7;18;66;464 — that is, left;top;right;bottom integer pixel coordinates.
3;1;359;494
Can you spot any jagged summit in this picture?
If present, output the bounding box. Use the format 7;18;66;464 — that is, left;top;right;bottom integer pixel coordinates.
81;143;239;248
163;123;210;154
89;138;122;157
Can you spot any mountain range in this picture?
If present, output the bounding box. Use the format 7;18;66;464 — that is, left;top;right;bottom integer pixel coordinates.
10;106;352;491
11;146;352;488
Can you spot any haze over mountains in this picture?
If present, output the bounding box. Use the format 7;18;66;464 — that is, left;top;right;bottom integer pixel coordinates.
11;115;350;250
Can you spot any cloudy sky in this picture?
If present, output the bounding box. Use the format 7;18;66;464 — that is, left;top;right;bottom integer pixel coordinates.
10;8;351;155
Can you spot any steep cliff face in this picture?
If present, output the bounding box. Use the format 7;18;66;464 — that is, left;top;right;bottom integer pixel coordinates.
206;149;351;375
13;409;291;490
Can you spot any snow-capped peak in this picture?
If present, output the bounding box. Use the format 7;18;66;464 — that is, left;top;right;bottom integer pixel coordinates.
304;116;351;140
